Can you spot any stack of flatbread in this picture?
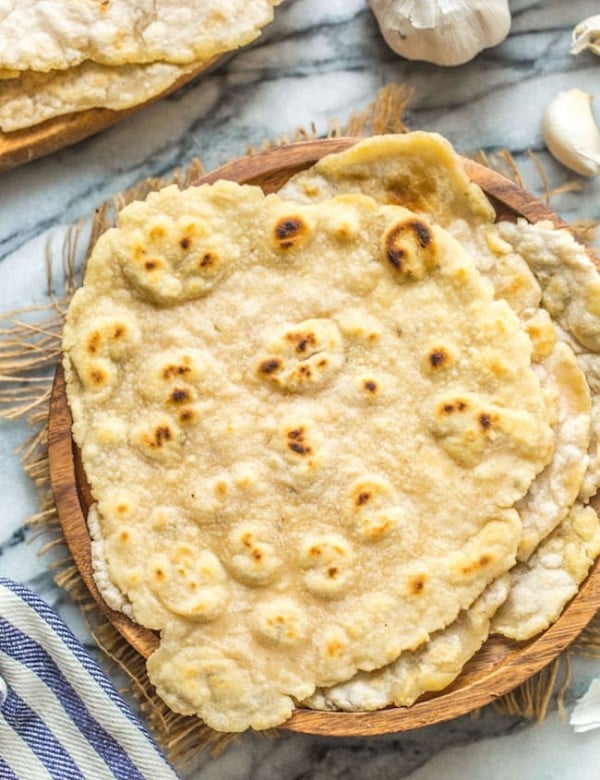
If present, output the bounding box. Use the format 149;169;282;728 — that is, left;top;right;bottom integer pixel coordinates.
62;132;600;733
0;1;282;132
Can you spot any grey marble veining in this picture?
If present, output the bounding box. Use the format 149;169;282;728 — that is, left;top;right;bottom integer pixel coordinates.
1;1;600;778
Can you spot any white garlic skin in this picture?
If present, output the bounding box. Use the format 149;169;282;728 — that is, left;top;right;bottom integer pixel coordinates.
571;14;600;56
369;0;512;67
570;678;600;733
542;89;600;178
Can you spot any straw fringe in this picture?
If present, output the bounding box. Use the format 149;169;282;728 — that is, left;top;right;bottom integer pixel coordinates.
472;148;598;245
493;657;563;721
1;83;598;765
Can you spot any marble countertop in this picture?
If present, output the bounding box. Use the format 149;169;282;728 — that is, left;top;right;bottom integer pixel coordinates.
1;1;599;777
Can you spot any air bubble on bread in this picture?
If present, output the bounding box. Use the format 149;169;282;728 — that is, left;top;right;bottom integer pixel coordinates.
140;349;213;402
348;475;406;542
148;548;229;622
318;626;351;667
131;417;185;463
149;505;183;533
269;420;325;481
181;474;237;522
91;416;128;445
422;343;457;376
336;310;382;343
299;534;355;597
227;522;282;585
79;357;117;397
81;314;140;361
97;490;137;532
252;598;308;646
256;318;344;393
117;210;236;304
71;312;140;394
103;523;143;599
382;217;437;282
272;213;314;252
319;201;362;242
357;375;382;401
428;392;553;468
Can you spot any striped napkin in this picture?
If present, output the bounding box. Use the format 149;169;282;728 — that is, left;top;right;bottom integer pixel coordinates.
0;578;180;779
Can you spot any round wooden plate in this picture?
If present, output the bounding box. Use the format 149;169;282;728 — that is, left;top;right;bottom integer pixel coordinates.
48;138;600;737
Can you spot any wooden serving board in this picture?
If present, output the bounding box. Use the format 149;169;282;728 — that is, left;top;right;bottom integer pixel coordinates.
48;138;600;737
0;60;215;173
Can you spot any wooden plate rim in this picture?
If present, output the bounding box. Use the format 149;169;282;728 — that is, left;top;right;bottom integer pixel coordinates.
48;138;600;737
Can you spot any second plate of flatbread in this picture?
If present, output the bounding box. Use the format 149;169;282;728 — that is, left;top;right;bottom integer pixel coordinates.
0;0;283;171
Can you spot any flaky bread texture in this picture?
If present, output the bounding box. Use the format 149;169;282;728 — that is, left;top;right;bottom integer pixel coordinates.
0;59;203;132
492;503;600;640
496;219;600;502
0;1;281;73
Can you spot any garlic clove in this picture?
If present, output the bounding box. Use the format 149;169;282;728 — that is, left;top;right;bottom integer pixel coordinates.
570;678;600;733
571;14;600;56
368;0;512;67
542;89;600;177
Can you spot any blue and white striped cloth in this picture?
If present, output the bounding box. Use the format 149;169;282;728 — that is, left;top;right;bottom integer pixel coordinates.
0;578;180;779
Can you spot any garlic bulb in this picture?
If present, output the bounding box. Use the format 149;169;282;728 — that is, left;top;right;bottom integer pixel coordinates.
571;15;600;56
369;0;512;67
542;89;600;177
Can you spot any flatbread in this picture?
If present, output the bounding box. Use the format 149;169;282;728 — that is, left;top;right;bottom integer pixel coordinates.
302;338;591;711
304;575;510;712
279;133;598;702
0;1;281;72
496;220;600;502
303;341;590;708
572;354;600;501
88;503;134;618
279;132;495;227
0;59;204;132
280;134;595;556
63;181;552;731
496;220;600;353
309;499;600;714
514;341;591;560
492;503;600;640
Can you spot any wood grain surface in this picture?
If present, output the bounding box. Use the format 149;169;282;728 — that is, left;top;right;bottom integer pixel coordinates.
48;138;600;737
0;60;215;173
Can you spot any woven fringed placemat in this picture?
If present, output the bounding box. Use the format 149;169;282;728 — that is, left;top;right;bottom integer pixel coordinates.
1;83;599;768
